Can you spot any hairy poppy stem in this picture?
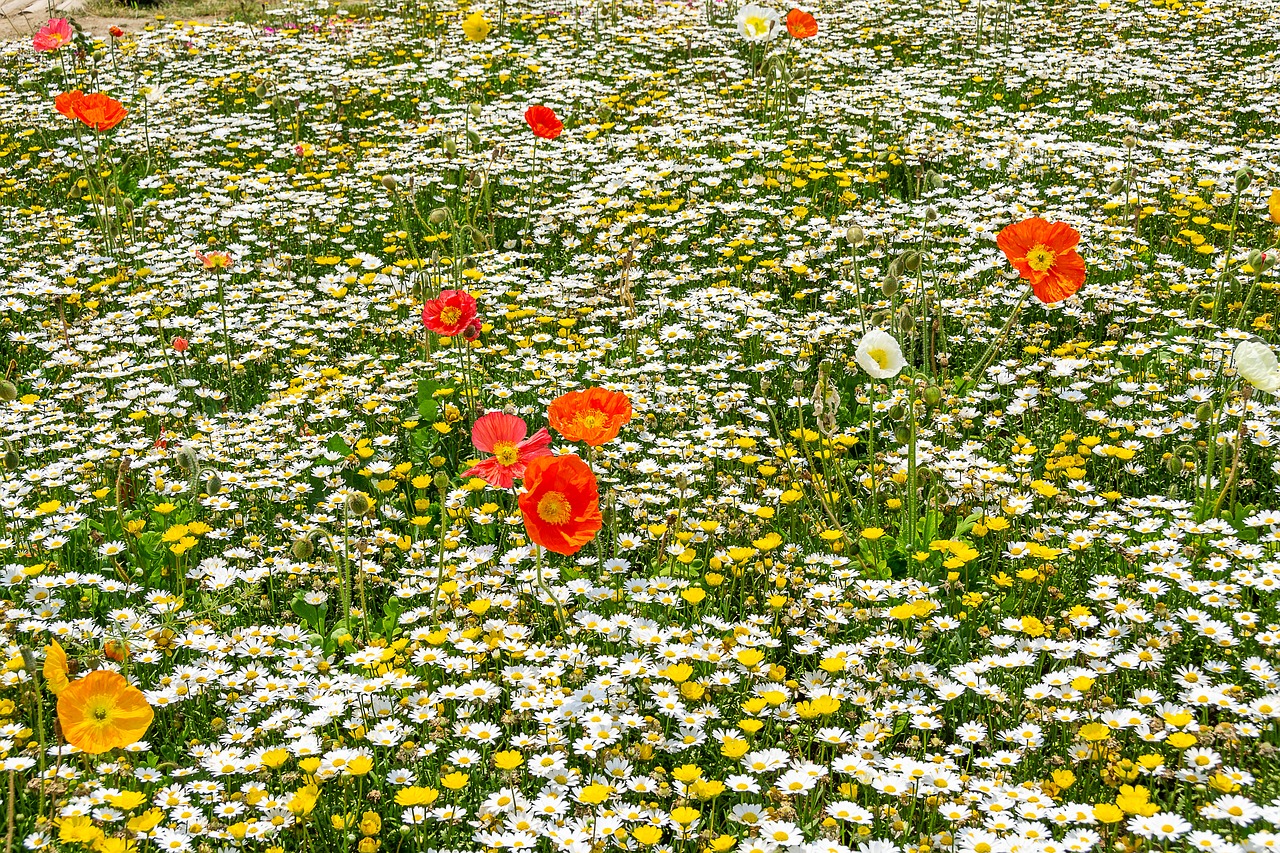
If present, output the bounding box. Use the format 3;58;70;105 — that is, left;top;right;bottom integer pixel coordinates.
961;288;1029;389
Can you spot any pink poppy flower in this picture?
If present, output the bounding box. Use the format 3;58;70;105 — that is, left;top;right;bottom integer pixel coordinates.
34;18;72;52
462;412;553;489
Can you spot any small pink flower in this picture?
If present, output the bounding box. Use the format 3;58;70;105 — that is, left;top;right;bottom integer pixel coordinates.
33;18;71;52
461;412;553;489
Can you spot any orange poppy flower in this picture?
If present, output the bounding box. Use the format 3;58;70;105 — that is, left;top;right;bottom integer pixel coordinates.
524;104;563;141
547;387;633;447
70;93;127;132
996;217;1086;304
518;454;602;555
43;640;70;695
786;8;817;38
57;669;154;754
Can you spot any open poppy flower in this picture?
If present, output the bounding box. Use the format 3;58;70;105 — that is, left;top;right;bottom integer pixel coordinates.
518;454;602;555
786;9;817;38
44;640;70;695
996;217;1086;304
66;93;128;132
524;105;563;141
54;90;84;119
547;387;633;447
33;18;72;52
57;669;154;754
422;289;479;337
462;412;553;488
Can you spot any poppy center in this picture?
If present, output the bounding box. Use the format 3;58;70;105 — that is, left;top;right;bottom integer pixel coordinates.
492;441;519;466
574;409;607;431
92;704;111;722
1026;244;1056;272
439;306;462;326
867;347;890;370
536;490;572;525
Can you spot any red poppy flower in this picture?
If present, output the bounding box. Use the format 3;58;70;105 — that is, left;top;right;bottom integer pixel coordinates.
172;337;189;353
109;26;125;38
518;454;602;555
786;8;817;38
524;105;563;141
422;289;479;337
547;387;633;447
996;217;1086;304
33;18;72;52
70;93;128;132
462;412;554;489
55;90;85;119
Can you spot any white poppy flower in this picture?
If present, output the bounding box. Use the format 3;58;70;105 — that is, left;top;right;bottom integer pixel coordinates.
855;329;905;379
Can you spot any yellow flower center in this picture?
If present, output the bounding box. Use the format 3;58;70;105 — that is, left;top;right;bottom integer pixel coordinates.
745;15;769;35
1026;244;1056;272
573;410;607;431
868;347;889;370
439;306;462;326
536;491;572;525
492;441;519;466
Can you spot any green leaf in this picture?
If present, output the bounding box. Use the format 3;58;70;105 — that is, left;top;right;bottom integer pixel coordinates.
417;379;441;422
326;434;353;456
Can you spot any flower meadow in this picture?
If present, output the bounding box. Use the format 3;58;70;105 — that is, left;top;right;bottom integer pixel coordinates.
5;0;1280;850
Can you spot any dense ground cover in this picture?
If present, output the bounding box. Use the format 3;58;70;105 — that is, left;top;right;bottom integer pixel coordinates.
4;0;1280;850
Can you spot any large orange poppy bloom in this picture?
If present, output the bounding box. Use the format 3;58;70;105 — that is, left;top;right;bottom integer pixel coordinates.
547;387;633;446
996;217;1086;304
57;670;154;754
64;92;127;132
518;454;602;556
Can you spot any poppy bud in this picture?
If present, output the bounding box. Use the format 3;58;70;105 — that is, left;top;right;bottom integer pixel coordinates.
0;379;15;402
1248;248;1264;272
175;447;199;471
467;130;481;149
205;472;221;496
1165;455;1183;476
881;273;900;298
1107;178;1125;195
255;83;269;98
381;175;398;191
760;378;771;394
922;386;943;407
924;206;938;223
470;103;482;118
69;183;83;200
870;310;890;327
463;322;481;341
291;536;315;560
846;225;865;247
429;208;450;225
444;136;457;156
901;251;921;273
1195;403;1213;423
897;308;916;333
1236;168;1253;193
433;471;451;491
347;492;372;517
116;457;134;510
894;425;911;444
1122;135;1137;149
3;445;17;470
927;171;945;190
888;404;906;421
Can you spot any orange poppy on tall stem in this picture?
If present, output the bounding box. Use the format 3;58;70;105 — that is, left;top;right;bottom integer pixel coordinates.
518;454;602;555
996;217;1086;304
786;8;817;38
55;90;85;119
547;387;633;447
524;105;563;141
65;92;128;132
57;669;154;754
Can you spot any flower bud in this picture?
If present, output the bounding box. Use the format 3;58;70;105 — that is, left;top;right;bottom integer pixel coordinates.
870;310;890;327
760;377;771;395
894;425;911;444
924;206;938;223
347;492;372;517
897;307;916;333
429;208;450;225
1195;402;1213;423
255;83;269;99
175;447;199;471
1122;135;1137;149
1235;168;1253;193
1248;248;1264;272
291;536;315;561
901;251;921;273
445;136;458;156
433;472;451;491
381;175;398;191
470;103;482;118
1107;178;1125;195
888;404;906;421
846;225;865;247
0;379;16;402
1165;455;1183;476
922;386;943;407
927;171;945;190
205;472;222;496
3;448;17;470
881;272;900;298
